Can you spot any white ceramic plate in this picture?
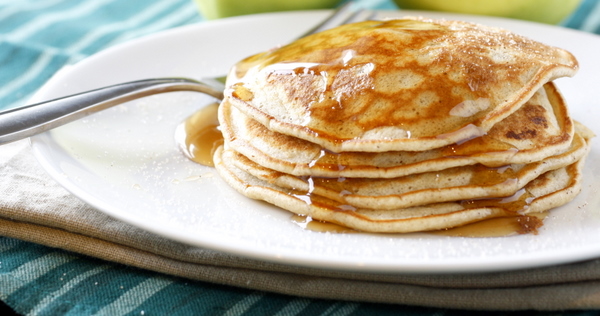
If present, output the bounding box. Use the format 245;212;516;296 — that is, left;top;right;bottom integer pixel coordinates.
29;11;600;273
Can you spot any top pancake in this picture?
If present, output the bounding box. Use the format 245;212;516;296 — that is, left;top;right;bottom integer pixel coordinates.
225;18;578;152
221;82;574;178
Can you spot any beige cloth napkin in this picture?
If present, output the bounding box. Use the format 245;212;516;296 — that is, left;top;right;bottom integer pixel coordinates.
2;139;600;311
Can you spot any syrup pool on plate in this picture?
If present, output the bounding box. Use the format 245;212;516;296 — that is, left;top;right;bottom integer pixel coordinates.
291;213;546;237
175;102;223;167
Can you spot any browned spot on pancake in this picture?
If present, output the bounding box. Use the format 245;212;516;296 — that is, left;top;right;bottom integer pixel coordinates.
494;103;553;140
506;129;537;140
531;116;548;127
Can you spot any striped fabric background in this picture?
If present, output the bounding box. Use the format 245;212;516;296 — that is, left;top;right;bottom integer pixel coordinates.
0;0;204;112
1;0;600;315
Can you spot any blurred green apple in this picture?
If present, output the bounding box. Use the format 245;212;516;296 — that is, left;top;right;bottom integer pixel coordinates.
393;0;581;24
194;0;344;20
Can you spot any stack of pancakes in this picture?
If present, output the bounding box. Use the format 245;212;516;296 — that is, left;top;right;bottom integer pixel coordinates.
213;18;593;233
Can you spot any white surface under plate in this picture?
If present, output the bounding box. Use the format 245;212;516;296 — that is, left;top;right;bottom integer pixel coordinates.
29;10;600;273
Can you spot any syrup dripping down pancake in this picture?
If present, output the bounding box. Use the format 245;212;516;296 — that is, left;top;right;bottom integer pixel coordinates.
228;128;589;210
213;145;589;234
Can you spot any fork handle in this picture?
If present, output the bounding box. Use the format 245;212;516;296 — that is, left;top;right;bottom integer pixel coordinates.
0;78;223;145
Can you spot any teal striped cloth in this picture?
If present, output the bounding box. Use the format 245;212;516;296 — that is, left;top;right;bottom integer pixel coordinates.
2;0;600;315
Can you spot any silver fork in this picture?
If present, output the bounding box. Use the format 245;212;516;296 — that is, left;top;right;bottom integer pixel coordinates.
0;4;375;145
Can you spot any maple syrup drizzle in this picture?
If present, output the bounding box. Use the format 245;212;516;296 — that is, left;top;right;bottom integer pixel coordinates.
175;102;223;167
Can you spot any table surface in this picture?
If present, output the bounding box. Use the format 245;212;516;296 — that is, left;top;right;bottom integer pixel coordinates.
2;0;600;315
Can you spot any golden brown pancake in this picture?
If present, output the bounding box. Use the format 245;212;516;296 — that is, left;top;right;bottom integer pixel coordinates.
227;129;589;210
225;18;578;152
213;145;588;233
220;82;574;178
